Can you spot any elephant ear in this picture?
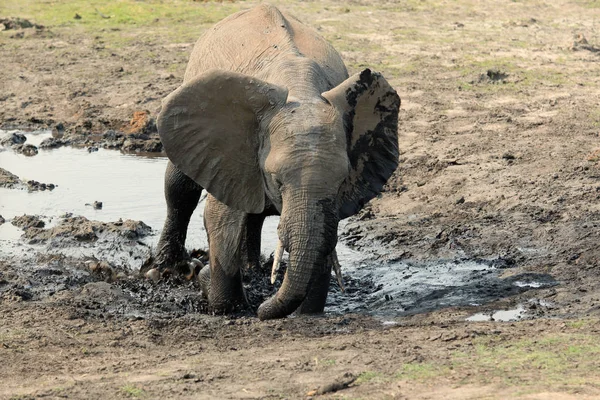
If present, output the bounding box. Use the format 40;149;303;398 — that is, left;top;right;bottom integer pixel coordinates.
158;69;288;213
322;69;400;219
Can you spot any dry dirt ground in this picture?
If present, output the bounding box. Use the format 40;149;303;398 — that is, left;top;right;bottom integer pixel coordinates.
2;0;600;399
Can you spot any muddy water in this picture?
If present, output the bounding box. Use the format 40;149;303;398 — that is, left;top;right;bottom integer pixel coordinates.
0;130;555;318
0;130;207;249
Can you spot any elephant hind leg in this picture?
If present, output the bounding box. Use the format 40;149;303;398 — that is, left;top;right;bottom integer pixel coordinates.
145;161;203;275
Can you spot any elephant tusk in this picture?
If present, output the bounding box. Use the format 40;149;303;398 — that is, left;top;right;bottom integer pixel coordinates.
329;250;345;293
270;240;284;284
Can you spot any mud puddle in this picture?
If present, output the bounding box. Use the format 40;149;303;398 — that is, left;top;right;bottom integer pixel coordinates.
465;299;555;322
0;130;555;319
327;259;557;319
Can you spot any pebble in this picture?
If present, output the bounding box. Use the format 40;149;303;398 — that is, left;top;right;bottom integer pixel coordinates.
145;268;161;282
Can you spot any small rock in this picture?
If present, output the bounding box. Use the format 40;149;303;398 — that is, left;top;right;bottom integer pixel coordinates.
475;69;509;84
0;215;5;225
39;137;70;149
26;180;56;191
87;261;115;282
93;201;103;210
87;146;99;153
145;268;161;282
502;152;516;160
0;167;21;188
0;132;26;146
125;110;156;134
12;214;45;230
455;196;465;205
0;17;43;30
74;13;82;20
13;143;38;156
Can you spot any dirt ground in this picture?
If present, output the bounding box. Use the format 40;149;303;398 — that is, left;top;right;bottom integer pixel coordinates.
2;0;600;398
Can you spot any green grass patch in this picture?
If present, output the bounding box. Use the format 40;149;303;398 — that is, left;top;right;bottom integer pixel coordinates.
121;384;145;398
0;329;25;343
355;371;385;384
452;55;572;93
0;0;242;31
395;362;449;381
578;0;600;8
314;357;337;367
459;333;600;387
589;109;600;128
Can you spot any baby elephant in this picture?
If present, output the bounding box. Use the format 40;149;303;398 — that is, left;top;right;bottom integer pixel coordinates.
153;4;400;320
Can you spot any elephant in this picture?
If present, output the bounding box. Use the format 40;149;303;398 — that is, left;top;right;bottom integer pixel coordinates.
151;4;401;320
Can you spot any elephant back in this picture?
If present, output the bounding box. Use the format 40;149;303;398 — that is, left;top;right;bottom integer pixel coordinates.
183;4;348;91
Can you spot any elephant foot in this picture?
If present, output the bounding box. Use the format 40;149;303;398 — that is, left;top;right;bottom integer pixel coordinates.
141;242;204;282
141;235;205;280
203;266;248;313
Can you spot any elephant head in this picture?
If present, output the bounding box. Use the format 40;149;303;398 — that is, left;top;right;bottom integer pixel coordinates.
158;68;400;320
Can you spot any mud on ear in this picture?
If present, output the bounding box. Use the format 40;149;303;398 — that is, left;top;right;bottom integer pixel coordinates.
158;69;288;213
322;69;400;219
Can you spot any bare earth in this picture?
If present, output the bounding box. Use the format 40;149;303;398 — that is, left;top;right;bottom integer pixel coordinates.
2;0;600;398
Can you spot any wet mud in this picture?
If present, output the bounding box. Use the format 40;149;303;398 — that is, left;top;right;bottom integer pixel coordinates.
0;131;558;324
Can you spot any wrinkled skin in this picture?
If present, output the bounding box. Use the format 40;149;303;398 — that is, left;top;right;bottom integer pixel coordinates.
153;4;400;320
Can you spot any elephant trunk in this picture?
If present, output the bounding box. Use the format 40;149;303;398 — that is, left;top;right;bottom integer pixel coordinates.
257;196;337;320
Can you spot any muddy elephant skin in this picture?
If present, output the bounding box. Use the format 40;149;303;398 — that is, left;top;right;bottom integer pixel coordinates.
155;4;400;320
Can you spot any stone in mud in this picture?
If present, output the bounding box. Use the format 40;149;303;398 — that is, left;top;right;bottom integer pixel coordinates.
12;214;45;230
13;143;39;156
0;132;26;146
474;69;509;84
102;130;122;141
85;201;103;209
0;215;5;225
0;17;44;31
78;282;132;304
39;137;70;149
101;130;125;149
0;167;21;188
27;180;56;191
121;137;163;153
87;260;117;282
110;218;152;239
125;110;156;135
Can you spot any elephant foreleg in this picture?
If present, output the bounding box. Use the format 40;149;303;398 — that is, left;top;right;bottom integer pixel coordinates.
203;194;248;312
147;162;203;275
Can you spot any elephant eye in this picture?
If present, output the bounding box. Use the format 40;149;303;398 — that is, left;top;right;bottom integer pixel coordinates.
270;173;283;189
